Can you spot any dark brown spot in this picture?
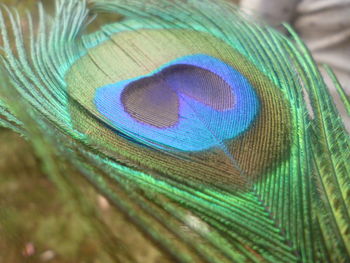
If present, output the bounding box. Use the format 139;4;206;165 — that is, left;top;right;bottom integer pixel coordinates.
161;65;234;111
121;76;179;128
121;64;235;128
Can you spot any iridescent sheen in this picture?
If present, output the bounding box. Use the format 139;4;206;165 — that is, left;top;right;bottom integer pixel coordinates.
95;54;259;151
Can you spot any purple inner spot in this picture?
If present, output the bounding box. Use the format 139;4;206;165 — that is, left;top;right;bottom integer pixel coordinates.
121;64;234;128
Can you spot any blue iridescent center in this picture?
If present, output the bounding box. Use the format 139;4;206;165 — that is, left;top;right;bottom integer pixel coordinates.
94;54;259;151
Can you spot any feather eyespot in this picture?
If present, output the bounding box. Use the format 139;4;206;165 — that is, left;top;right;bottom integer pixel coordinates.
67;29;291;188
95;54;259;152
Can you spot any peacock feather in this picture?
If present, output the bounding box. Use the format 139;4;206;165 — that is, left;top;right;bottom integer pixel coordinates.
0;0;349;262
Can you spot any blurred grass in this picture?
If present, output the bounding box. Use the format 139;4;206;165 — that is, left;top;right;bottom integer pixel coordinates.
0;0;239;262
0;127;171;263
